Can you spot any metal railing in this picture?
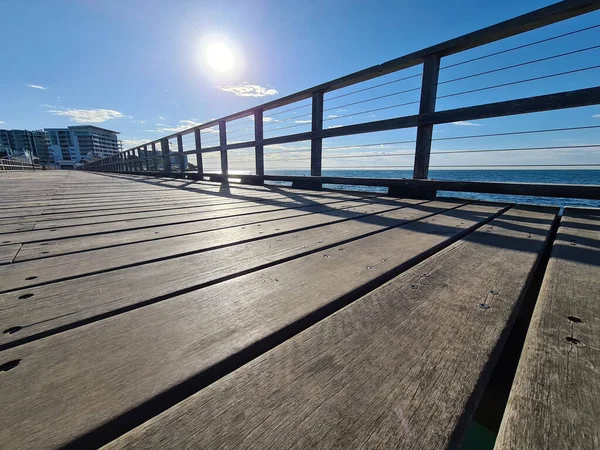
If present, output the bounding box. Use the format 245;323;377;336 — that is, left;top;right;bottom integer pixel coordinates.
85;0;600;200
0;159;41;172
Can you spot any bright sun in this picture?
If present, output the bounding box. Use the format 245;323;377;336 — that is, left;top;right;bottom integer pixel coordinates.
206;42;234;73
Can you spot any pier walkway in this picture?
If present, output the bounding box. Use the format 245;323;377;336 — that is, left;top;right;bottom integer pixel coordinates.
0;171;598;449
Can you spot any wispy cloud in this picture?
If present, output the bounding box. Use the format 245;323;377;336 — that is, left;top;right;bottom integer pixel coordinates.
28;84;47;90
217;83;279;97
327;115;339;119
451;121;481;126
593;114;600;118
150;119;218;134
47;108;124;123
121;138;152;148
158;116;166;120
294;119;312;124
0;120;4;124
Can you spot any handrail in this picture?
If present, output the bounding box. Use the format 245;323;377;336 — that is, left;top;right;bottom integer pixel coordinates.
85;0;600;199
0;159;41;172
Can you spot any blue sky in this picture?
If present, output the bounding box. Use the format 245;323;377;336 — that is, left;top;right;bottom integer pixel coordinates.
1;0;599;171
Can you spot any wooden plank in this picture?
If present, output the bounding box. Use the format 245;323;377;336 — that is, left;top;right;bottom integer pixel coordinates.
103;206;557;450
413;54;440;179
495;208;600;450
0;202;505;449
255;174;600;200
0;244;20;265
0;191;383;244
0;199;469;347
12;195;391;261
0;191;353;233
0;197;423;292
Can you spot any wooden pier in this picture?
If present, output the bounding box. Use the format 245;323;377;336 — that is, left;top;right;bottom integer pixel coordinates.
0;170;598;449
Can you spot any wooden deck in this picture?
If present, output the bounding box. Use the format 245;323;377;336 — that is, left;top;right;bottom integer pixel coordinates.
0;171;598;449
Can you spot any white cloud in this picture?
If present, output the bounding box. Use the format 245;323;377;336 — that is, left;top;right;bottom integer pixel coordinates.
327;115;339;119
130;119;146;124
294;119;312;124
0;120;4;124
217;83;279;97
451;121;482;126
121;138;152;148
28;84;47;90
151;119;219;134
47;108;124;123
158;116;166;120
327;125;343;129
593;114;600;118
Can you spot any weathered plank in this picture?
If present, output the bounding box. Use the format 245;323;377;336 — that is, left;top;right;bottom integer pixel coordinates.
11;195;395;261
0;191;382;244
102;206;557;450
0;202;505;449
495;208;600;450
0;197;423;292
0;243;20;265
0;190;366;233
0;199;470;346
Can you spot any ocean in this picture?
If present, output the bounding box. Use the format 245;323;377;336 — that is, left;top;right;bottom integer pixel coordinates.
259;169;600;208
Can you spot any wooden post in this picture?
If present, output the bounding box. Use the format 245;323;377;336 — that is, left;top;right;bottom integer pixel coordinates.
142;145;148;171
161;139;172;173
151;142;157;171
194;129;203;174
219;120;228;175
413;54;440;179
254;109;264;177
177;135;185;174
311;91;324;176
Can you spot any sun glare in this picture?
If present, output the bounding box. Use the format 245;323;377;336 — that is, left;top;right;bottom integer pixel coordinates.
206;42;234;73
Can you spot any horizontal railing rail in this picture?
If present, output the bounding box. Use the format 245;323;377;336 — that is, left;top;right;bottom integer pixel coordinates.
85;0;600;200
0;159;40;172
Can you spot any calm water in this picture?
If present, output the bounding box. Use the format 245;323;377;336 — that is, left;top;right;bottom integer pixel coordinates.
258;169;600;208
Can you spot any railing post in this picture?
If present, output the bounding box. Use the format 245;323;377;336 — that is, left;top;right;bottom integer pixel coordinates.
142;145;148;171
194;129;203;174
413;54;440;180
151;143;157;172
177;134;185;174
219;120;228;176
254;109;264;177
136;148;143;172
310;90;324;177
161;138;172;173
